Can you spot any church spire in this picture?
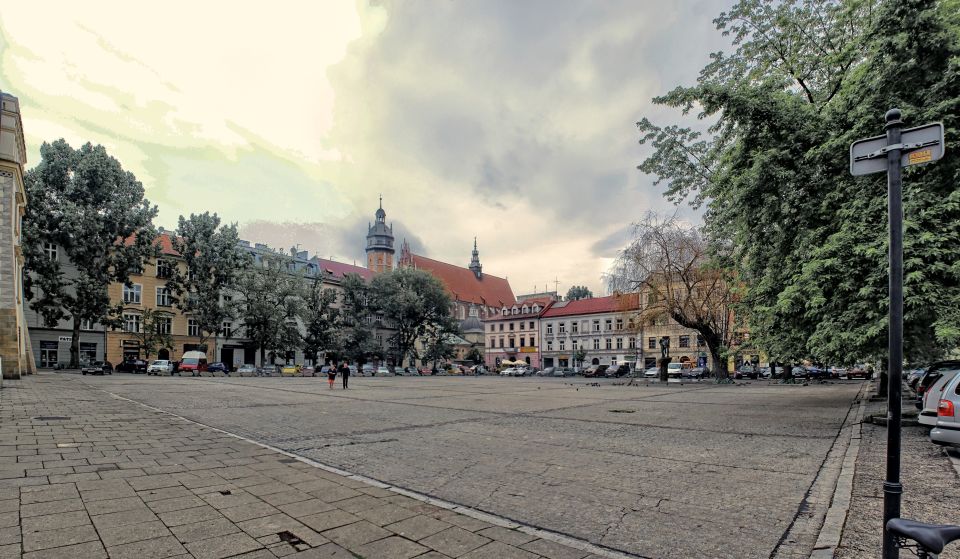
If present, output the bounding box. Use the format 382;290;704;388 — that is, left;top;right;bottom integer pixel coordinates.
469;237;482;279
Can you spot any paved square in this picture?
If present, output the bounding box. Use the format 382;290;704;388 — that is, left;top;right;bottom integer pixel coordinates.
84;374;863;558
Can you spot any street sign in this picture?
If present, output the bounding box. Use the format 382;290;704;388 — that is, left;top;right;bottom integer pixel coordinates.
851;110;947;559
850;122;944;175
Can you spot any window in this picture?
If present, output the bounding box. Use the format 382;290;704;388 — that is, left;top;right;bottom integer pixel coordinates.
648;337;656;349
223;321;233;338
532;304;539;312
43;242;57;261
123;284;142;304
156;317;172;335
499;324;504;332
188;319;200;337
593;320;600;332
376;334;383;346
559;322;566;334
559;340;565;351
546;323;553;335
489;339;495;348
572;322;579;334
605;319;613;331
616;338;623;349
612;357;617;366
546;340;553;351
679;335;690;348
616;318;623;331
522;305;528;314
223;295;233;304
156;259;173;279
156;287;172;307
697;335;705;347
490;324;495;332
529;321;535;330
508;338;515;348
499;339;504;348
520;337;525;347
520;322;525;331
123;313;141;333
629;337;636;349
80;319;94;331
509;323;515;331
572;339;578;350
606;338;612;350
593;339;600;350
529;337;535;347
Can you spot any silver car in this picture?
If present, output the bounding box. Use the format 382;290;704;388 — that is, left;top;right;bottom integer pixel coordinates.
930;372;960;447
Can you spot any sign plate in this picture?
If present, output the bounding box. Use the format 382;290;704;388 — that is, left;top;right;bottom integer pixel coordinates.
57;336;72;342
849;122;944;176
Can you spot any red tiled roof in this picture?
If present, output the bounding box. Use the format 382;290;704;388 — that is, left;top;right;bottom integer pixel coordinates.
122;231;180;256
540;293;639;318
483;300;555;322
403;254;516;307
315;258;373;281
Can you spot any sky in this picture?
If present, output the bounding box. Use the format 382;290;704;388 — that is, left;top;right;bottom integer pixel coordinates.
0;0;732;297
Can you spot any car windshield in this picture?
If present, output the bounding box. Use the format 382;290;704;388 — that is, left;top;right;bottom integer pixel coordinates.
182;358;199;365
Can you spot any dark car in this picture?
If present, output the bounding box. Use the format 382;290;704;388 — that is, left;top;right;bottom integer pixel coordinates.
734;365;759;380
583;365;609;378
116;359;147;374
606;364;631;378
688;367;708;379
81;361;113;375
207;362;230;374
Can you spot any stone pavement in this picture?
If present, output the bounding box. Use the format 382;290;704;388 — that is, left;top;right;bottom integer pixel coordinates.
0;374;598;559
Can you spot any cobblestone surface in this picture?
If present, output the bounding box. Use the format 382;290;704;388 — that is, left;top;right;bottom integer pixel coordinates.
0;374;593;558
79;373;864;558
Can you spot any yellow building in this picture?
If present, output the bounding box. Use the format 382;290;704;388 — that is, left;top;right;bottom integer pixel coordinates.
105;231;202;365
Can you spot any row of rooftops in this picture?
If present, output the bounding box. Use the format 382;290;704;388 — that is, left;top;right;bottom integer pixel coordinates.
482;292;639;322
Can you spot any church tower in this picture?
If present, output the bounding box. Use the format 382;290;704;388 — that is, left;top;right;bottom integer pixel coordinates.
365;196;395;273
468;237;482;279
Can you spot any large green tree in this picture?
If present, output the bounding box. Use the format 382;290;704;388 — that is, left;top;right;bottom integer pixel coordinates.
121;307;174;362
566;285;593;301
166;212;249;350
300;277;340;366
370;267;454;366
635;0;959;366
337;273;382;366
22;140;158;367
235;253;303;366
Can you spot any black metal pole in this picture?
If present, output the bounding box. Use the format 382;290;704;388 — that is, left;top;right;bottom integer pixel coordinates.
882;108;904;559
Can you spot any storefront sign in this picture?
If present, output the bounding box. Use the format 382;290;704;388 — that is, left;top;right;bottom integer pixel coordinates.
57;336;71;342
520;347;537;353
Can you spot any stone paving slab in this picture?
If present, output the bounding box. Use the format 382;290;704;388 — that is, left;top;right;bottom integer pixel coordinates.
0;374;595;558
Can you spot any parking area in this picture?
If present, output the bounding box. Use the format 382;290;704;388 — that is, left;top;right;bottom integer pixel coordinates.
80;374;864;558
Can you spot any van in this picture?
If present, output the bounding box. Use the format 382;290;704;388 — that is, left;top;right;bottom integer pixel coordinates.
178;351;208;376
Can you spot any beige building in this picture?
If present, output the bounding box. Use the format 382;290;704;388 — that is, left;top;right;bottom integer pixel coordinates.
0;91;34;379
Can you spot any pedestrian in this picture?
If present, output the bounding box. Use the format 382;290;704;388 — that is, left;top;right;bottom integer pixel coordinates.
339;361;350;389
327;363;336;389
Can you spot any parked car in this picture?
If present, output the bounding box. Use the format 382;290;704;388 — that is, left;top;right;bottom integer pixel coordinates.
375;366;393;377
513;367;530;377
207;362;230;374
116;359;148;374
539;367;555;377
500;367;517;377
919;367;960;426
360;364;373;376
81;361;113;375
644;367;660;378
688;367;708;379
930;370;960;448
301;366;316;377
667;362;686;379
848;366;874;380
237;364;258;377
583;365;608;378
916;361;960;410
606;364;631;378
734;364;759;380
281;364;301;376
178;351;208;376
419;367;432;375
147;360;172;375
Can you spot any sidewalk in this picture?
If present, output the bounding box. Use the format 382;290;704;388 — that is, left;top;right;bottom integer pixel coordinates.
0;375;597;559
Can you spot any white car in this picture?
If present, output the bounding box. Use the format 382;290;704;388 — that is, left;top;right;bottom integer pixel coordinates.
919;368;960;426
147;360;172;375
500;367;517;376
375;366;393;376
644;367;659;378
931;371;960;447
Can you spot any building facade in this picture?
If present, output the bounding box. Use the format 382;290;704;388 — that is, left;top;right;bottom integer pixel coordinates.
483;300;553;369
105;232;202;365
0;90;33;378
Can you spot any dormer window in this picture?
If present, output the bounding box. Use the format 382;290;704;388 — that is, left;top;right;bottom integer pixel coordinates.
502;308;508;316
521;305;529;314
512;306;519;315
532;304;540;312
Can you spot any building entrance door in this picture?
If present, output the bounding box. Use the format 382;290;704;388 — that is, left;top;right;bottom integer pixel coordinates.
221;348;234;368
39;345;57;368
158;348;170;360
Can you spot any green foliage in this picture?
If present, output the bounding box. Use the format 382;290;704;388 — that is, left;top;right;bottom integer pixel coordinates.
235;254;303;364
465;347;484;365
637;0;960;364
337;273;382;365
566;285;593;301
122;307;174;361
300;277;340;365
22;140;158;366
370;267;454;365
166;212;249;346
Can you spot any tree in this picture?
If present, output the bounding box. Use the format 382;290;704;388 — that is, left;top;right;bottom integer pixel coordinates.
608;213;738;379
235;253;303;366
634;0;960;367
120;307;174;362
22;140;158;367
420;317;460;368
166;213;248;350
574;347;588;367
300;277;340;366
370;267;454;366
566;285;593;301
465;347;484;365
337;273;381;366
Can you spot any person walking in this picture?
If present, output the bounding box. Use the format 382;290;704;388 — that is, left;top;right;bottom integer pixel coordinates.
339;361;350;389
327;363;337;389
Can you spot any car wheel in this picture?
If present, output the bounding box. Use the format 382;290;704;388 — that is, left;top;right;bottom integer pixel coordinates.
82;371;86;375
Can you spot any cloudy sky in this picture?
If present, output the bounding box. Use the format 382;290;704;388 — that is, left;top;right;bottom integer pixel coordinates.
0;1;731;296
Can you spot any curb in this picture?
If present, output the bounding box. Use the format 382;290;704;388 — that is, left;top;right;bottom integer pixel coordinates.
810;387;868;558
91;382;645;559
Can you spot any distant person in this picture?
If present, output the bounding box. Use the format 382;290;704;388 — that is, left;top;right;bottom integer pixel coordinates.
339;361;350;389
327;363;337;389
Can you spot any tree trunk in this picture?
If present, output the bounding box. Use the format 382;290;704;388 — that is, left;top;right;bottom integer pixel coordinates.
783;362;794;381
259;346;265;367
769;362;777;379
70;318;81;367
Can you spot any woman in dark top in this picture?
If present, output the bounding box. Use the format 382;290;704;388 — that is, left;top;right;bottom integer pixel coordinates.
327;363;337;389
339;361;350;389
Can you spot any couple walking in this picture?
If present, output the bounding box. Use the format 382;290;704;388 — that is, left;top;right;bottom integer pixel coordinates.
327;362;351;389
